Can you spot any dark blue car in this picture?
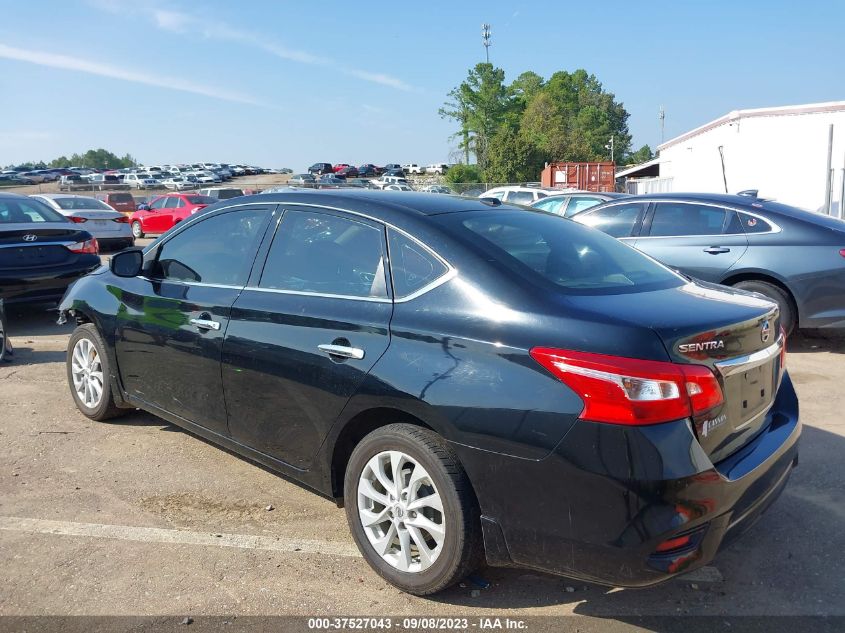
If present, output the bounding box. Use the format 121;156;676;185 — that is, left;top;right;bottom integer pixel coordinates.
574;192;845;333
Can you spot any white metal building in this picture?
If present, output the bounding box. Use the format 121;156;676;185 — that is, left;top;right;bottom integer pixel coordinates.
622;101;845;214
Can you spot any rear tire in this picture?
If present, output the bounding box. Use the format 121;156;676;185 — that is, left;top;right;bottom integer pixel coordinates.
733;280;796;336
67;324;124;421
344;424;483;595
131;221;144;239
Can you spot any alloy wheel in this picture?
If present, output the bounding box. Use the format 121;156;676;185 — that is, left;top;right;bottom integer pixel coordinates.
70;338;104;409
357;450;445;573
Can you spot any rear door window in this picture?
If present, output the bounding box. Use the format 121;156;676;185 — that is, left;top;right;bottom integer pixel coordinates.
575;202;646;238
565;196;604;216
738;212;773;233
506;191;534;205
388;229;449;298
259;209;388;299
649;202;727;236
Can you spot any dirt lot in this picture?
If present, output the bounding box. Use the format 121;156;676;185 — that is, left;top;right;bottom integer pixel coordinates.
1;296;843;622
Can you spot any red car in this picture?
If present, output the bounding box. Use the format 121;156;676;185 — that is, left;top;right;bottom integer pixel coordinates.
332;163;351;173
129;193;216;238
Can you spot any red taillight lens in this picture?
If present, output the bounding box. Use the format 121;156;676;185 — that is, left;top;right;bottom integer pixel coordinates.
529;348;724;426
69;216;88;223
66;238;99;254
839;249;845;258
112;216;130;223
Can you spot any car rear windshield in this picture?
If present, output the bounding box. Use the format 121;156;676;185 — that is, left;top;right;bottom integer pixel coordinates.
186;195;216;204
447;209;683;294
0;198;66;223
53;197;113;210
109;194;134;203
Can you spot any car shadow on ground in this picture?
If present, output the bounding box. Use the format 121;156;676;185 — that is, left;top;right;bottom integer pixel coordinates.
789;330;845;354
4;302;71;338
425;423;843;617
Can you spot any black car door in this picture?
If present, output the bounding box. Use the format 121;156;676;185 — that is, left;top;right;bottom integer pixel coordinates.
222;206;393;470
114;205;274;434
635;201;748;282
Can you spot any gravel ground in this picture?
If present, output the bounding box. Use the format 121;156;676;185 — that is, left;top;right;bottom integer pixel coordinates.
0;299;843;621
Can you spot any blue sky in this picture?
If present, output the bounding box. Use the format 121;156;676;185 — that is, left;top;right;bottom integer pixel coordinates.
0;0;842;170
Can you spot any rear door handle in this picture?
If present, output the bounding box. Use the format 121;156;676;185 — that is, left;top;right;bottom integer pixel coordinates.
318;344;365;360
703;246;731;254
190;318;221;331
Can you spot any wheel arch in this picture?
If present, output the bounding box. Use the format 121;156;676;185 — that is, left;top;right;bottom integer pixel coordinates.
328;407;438;500
720;271;800;325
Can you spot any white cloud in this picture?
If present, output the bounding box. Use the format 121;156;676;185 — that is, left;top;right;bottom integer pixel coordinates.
88;1;416;91
0;43;266;106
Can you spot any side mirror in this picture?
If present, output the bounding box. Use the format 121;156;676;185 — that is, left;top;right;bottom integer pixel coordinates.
110;249;144;277
138;203;150;211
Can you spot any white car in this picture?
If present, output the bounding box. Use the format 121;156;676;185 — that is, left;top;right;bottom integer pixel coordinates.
372;175;410;189
30;194;134;249
197;187;246;200
384;184;413;191
425;163;449;175
187;171;219;184
122;173;160;189
421;185;453;194
161;177;194;191
402;163;425;175
479;186;561;205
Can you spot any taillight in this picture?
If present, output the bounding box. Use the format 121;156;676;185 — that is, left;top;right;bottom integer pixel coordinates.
66;238;99;254
839;249;845;258
112;216;130;223
69;216;88;223
529;348;724;426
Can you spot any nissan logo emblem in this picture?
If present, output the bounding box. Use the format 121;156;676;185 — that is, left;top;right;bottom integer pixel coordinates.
761;320;771;343
22;234;37;242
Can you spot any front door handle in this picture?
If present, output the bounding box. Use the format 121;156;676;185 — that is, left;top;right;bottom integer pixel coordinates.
318;344;365;360
703;246;731;254
190;317;221;331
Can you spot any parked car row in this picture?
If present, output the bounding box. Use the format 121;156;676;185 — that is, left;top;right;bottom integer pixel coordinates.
307;163;452;178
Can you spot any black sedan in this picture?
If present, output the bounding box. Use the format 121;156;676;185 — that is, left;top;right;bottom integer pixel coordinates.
0;193;100;305
573;192;845;333
59;191;799;595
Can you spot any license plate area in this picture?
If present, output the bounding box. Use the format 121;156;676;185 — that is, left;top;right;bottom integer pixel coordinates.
738;359;776;423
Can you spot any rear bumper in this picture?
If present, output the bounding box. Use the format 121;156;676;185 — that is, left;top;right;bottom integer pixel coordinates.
0;259;100;304
455;371;801;587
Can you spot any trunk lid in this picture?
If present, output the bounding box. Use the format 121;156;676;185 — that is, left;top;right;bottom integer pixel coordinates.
563;281;783;463
0;225;88;269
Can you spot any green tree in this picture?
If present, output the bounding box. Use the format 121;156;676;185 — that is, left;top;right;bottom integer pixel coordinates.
621;144;654;166
484;128;544;183
440;63;514;173
444;163;481;184
46;149;135;169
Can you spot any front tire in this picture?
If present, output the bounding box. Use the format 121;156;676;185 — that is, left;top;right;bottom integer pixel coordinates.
344;424;483;595
131;221;144;239
67;324;124;421
733;280;796;336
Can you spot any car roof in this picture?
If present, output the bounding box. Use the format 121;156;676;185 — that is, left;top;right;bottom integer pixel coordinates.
240;189;516;219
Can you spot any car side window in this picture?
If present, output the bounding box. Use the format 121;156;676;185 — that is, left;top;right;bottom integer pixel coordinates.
565;197;603;216
150;198;167;210
154;208;268;285
534;197;568;216
507;191;534;205
649;203;727;237
738;212;772;233
259;209;388;299
164;197;180;209
388;229;449;299
576;203;645;238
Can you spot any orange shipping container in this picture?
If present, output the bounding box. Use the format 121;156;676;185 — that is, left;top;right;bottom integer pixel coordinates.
540;162;616;192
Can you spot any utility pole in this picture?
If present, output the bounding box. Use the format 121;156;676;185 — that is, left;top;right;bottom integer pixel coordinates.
659;105;665;145
481;23;491;63
605;136;615;163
